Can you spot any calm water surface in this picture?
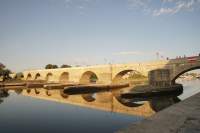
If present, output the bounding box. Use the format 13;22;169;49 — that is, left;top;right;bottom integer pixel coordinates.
177;79;200;100
0;92;141;133
0;79;199;133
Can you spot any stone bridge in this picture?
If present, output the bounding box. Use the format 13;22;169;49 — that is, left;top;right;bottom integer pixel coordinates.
20;55;200;116
22;56;200;84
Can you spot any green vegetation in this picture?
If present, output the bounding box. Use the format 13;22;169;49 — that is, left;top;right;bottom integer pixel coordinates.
126;73;148;85
181;72;200;79
45;64;58;69
60;64;72;68
45;64;72;69
0;63;12;81
183;72;198;77
90;74;98;83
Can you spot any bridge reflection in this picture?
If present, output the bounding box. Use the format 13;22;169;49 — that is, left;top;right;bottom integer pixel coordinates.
0;80;183;117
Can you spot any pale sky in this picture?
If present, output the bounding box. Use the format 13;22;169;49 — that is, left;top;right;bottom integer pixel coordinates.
0;0;200;72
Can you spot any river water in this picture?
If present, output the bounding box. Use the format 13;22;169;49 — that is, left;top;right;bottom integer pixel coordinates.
0;79;199;133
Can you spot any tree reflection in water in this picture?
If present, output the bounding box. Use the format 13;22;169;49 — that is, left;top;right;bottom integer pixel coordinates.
0;89;9;104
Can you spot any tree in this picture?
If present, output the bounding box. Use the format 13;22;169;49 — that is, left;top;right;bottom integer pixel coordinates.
0;63;5;70
45;64;53;69
90;74;98;83
52;65;58;69
0;63;11;81
60;64;72;68
45;64;58;69
0;69;11;81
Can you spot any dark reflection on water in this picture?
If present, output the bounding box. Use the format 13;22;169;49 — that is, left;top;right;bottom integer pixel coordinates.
1;80;199;133
0;89;9;104
0;93;141;133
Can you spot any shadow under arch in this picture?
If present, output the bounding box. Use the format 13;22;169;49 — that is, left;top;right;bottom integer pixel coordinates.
79;71;98;84
79;71;99;102
112;69;145;84
59;72;69;83
20;74;24;79
113;70;134;83
26;73;32;80
172;66;200;84
46;73;53;82
27;89;31;94
35;73;41;80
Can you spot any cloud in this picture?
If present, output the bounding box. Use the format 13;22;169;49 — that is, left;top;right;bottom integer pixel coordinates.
153;0;199;16
127;0;152;13
127;0;150;8
127;0;200;16
63;0;96;15
64;0;95;8
63;0;199;16
113;51;167;59
113;51;146;56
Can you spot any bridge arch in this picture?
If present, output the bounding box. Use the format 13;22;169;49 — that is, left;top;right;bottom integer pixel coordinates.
33;73;41;94
80;71;98;84
35;73;41;80
46;73;53;82
44;73;54;97
26;73;32;80
113;69;146;84
172;66;200;84
79;71;98;102
26;73;32;93
21;74;24;79
113;70;134;83
59;72;69;83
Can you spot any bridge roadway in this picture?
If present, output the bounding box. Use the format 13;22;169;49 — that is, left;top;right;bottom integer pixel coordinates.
117;92;200;133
